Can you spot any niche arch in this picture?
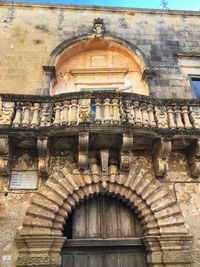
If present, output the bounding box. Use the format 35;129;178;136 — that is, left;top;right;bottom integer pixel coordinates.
47;35;154;95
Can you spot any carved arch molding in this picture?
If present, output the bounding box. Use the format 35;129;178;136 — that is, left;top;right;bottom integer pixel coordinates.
16;161;193;267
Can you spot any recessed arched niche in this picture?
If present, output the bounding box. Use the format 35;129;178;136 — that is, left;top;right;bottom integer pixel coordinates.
51;38;150;95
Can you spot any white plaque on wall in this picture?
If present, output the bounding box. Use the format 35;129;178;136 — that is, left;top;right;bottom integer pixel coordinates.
9;171;38;190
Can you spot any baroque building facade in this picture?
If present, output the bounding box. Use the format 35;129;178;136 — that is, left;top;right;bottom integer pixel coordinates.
0;2;200;267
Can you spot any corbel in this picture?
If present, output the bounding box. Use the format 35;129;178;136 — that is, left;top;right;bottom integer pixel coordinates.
153;138;172;177
141;69;156;82
188;138;200;177
78;132;89;170
0;136;10;176
120;134;133;172
100;149;109;173
37;137;49;178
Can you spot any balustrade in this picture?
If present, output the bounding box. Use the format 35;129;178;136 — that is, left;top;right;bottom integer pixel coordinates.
0;93;199;132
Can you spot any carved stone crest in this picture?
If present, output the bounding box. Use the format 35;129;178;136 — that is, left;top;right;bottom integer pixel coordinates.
93;18;105;38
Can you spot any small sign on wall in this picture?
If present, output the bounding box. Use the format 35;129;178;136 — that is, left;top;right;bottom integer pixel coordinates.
9;170;38;190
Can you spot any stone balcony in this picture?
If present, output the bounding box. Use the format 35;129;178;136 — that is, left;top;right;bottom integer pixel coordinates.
0;91;200;178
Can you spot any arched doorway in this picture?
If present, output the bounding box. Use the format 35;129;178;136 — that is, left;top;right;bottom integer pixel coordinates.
61;195;147;267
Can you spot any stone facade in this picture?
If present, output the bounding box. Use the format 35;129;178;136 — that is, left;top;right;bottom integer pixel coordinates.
0;2;200;267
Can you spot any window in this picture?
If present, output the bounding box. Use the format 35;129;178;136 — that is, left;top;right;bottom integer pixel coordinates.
189;76;200;98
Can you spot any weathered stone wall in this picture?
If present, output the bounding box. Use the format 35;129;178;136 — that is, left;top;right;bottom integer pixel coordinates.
0;2;200;267
0;3;200;97
0;150;200;266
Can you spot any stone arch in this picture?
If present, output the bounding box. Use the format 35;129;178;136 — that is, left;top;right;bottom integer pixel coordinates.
16;162;193;267
49;34;151;72
47;35;154;95
22;162;188;236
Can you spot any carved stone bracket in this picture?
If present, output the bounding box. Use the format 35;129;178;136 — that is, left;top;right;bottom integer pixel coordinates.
188;138;200;177
0;136;10;176
120;134;133;171
141;69;156;82
78;132;89;170
37;137;49;178
100;149;109;173
153;138;172;177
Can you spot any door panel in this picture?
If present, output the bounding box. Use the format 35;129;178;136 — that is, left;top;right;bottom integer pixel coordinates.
62;196;147;267
72;196;143;239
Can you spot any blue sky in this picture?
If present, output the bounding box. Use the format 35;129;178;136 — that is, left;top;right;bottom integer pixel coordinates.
14;0;200;11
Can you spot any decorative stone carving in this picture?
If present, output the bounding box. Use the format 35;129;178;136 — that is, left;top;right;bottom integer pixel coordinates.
0;101;15;125
79;99;90;123
93;18;105;38
188;138;200;177
37;137;49;177
155;106;168;128
100;149;109;173
40;103;52;127
153;138;172;177
16;234;65;267
121;100;134;124
0;136;10;175
120;134;133;171
189;106;200;128
78;132;89;170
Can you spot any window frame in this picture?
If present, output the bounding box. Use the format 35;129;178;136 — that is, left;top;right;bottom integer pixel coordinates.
189;74;200;99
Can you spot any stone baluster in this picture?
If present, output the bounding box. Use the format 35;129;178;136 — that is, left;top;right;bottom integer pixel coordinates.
22;103;31;127
112;99;120;124
53;102;62;127
147;104;156;127
141;103;149;127
13;103;22;127
95;99;102;125
133;101;142;126
167;106;176;129
31;103;40;128
62;101;70;125
103;98;111;124
181;106;192;129
70;99;78;125
174;106;184;128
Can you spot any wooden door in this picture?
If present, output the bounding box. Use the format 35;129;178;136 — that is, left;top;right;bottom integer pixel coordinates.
61;196;147;267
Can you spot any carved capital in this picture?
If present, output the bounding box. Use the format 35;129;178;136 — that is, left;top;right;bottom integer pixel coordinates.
120;134;133;171
37;137;49;178
0;136;10;176
78;132;89;170
153;138;172;177
188;138;200;177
